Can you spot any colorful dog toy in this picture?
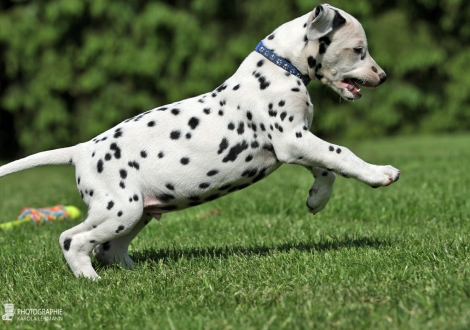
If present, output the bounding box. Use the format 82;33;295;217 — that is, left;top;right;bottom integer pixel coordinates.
0;205;81;230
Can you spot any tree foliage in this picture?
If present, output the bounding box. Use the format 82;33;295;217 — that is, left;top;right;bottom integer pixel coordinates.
0;0;469;158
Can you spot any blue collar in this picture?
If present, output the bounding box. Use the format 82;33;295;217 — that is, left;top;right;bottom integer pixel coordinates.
255;41;311;86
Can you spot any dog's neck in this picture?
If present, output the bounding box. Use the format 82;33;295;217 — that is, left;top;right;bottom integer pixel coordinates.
254;41;311;86
261;13;320;81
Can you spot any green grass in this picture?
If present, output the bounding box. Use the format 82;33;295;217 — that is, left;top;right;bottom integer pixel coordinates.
1;134;469;329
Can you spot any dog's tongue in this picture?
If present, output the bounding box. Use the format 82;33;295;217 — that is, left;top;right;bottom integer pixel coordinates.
342;79;361;96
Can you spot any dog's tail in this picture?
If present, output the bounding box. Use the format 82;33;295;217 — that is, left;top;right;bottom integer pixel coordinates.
0;146;77;178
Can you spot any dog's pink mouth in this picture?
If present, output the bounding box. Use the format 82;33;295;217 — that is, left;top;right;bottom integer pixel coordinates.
341;78;361;97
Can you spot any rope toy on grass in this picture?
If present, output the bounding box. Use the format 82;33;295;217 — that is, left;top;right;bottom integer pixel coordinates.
0;205;81;230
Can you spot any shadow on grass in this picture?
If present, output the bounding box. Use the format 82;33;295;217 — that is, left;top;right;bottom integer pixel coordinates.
131;234;394;265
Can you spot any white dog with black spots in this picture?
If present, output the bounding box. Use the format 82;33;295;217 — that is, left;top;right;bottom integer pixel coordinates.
0;4;399;279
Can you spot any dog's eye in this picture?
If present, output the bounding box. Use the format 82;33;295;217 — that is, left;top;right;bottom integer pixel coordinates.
353;47;363;55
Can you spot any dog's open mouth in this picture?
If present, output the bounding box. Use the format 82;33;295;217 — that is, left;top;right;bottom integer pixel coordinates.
340;78;375;98
341;78;361;97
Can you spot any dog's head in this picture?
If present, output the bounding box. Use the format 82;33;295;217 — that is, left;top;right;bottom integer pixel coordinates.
306;4;386;100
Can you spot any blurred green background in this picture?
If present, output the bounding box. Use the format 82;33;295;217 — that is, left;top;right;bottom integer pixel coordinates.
0;0;469;159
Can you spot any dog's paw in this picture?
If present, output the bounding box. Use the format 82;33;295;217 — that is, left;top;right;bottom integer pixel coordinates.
306;171;335;214
93;244;135;269
367;165;400;188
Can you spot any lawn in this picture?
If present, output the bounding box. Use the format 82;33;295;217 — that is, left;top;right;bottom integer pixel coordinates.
0;134;469;329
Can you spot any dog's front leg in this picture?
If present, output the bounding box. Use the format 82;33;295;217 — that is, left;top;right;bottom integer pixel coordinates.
276;133;400;188
306;167;336;214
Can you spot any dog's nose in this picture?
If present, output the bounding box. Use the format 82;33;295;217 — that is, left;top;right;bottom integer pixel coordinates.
378;72;387;85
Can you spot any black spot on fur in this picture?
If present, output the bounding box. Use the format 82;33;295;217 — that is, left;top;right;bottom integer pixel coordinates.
199;182;211;189
263;143;274;152
268;34;275;40
181;157;190;165
63;238;72;251
171;109;180;115
186;133;192;139
158;151;164;158
329;146;335;152
89;240;96;244
165;183;175;191
188;117;200;130
319;43;327;54
120;169;127;179
133;194;139;201
260;123;266;131
159;194;175;203
233;84;240;91
228;122;235;130
307;56;316;68
204;108;211;114
251;141;260;149
116;225;125;233
289;116;294;122
257;60;264;67
148;121;156;127
242;168;258;177
207;170;219;177
259;76;270;90
104;153;112;161
107;201;114;210
170;130;181;140
292;87;300;92
218;138;229;154
89;190;94;197
218;110;224;116
336;148;342;154
128;161;140;170
296;132;303;138
223;140;249;163
97;160;104;173
245;154;253;162
216;84;227;93
280;112;287;121
120;181;125;189
110;143;121;159
114;129;123;138
141;150;147;158
237;122;245;135
246;111;252;121
252;168;268;183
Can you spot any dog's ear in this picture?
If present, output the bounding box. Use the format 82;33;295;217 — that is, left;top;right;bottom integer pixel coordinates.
307;4;346;41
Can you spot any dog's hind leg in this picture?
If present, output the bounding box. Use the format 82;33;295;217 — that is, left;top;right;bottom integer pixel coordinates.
59;196;144;279
92;213;154;269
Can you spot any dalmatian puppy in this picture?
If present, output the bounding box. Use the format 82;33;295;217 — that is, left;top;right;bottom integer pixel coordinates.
0;4;399;279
